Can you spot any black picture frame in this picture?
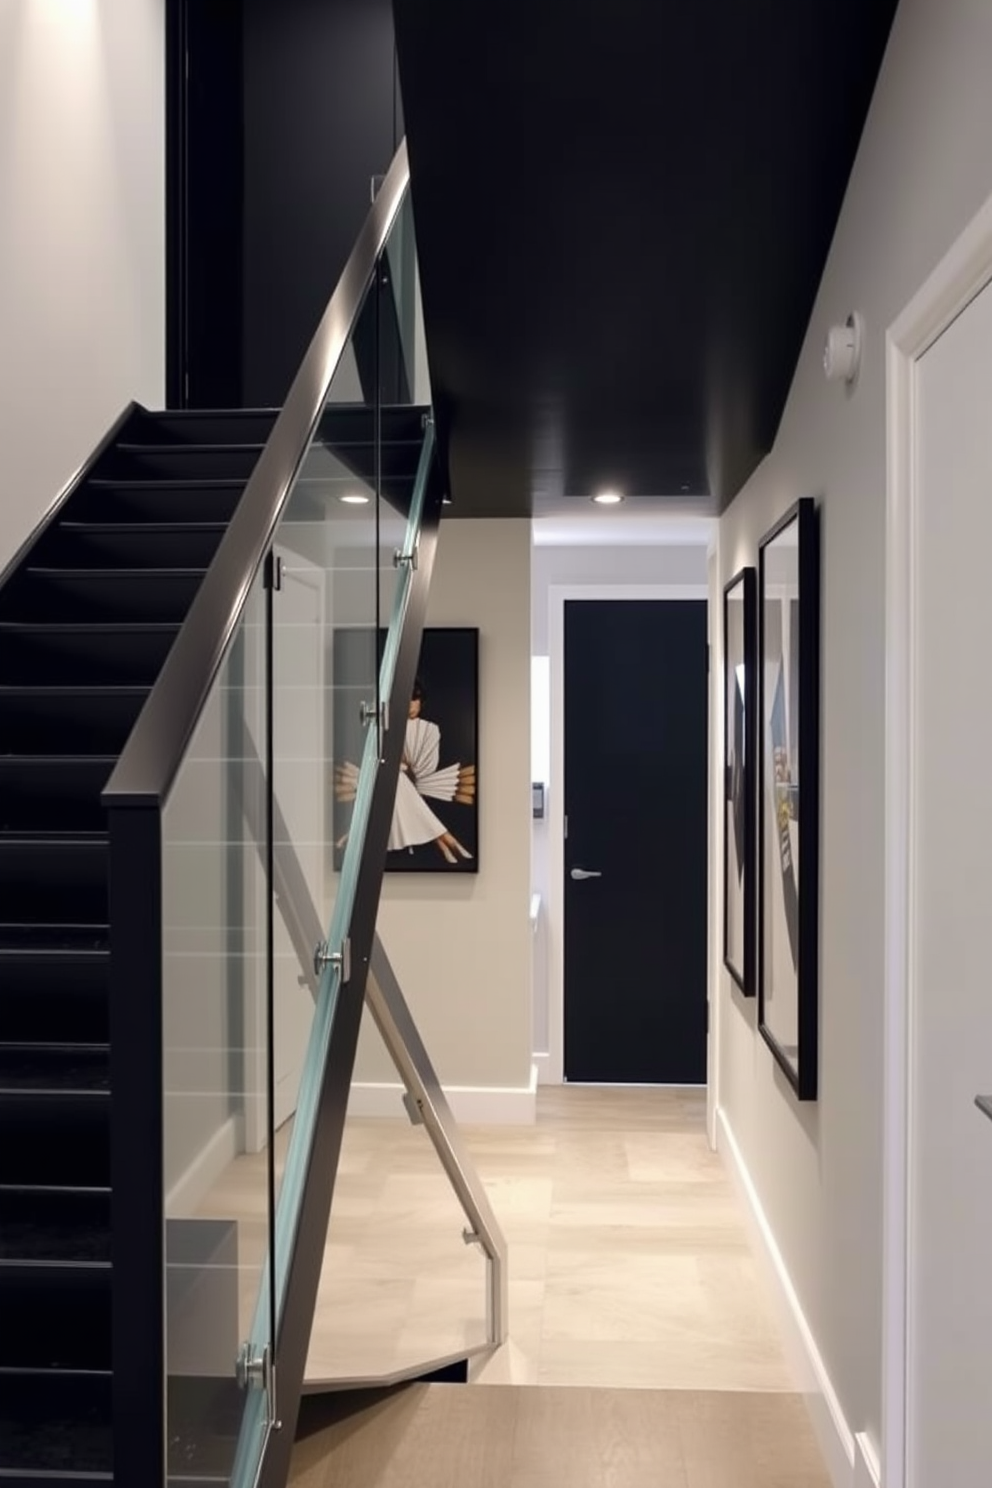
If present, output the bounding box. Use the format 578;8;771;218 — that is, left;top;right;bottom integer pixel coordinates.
757;499;819;1100
333;626;479;873
723;566;757;995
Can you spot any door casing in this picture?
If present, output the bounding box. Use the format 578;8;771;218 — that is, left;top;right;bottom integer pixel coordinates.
883;184;992;1488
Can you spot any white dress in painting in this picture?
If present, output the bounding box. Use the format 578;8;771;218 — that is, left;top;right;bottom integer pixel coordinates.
388;715;464;851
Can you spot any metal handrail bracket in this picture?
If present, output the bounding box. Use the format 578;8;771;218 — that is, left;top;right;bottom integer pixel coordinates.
103;141;410;809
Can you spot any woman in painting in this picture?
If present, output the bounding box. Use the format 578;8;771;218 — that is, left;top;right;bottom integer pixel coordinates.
336;676;475;864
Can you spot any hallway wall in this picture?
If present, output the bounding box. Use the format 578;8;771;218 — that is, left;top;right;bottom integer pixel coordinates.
714;0;992;1464
0;0;165;572
354;519;534;1114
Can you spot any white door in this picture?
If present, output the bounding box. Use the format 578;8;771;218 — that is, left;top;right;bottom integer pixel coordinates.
272;550;326;1131
909;274;992;1486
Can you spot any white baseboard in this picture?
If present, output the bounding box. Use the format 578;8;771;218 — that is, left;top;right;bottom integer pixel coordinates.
347;1063;538;1125
854;1432;881;1488
716;1107;856;1488
165;1113;241;1217
532;1050;553;1085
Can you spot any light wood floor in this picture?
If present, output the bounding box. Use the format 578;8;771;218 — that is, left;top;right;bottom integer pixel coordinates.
193;1084;792;1393
288;1382;832;1488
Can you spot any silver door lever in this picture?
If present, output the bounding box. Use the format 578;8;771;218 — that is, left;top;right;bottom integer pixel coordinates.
570;868;603;880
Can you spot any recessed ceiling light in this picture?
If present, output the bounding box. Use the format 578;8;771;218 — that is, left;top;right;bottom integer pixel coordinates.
591;490;624;506
340;492;370;505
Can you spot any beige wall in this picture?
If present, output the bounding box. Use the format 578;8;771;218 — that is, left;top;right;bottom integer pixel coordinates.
356;518;533;1095
714;0;992;1450
0;0;165;571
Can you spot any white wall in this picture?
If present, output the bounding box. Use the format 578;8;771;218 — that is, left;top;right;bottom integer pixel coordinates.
531;541;709;651
355;519;534;1107
714;0;992;1461
0;0;165;571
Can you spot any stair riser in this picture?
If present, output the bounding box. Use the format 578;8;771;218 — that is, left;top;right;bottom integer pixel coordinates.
104;446;264;482
41;526;227;571
0;763;110;832
0;960;109;1044
0;1269;111;1371
0;843;108;925
0;626;179;687
74;483;247;526
0;1095;109;1186
0;694;146;754
0;1190;110;1262
135;410;277;446
0;1369;112;1479
0;571;205;625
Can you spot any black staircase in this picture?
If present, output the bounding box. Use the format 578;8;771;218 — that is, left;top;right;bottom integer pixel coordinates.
0;401;428;1486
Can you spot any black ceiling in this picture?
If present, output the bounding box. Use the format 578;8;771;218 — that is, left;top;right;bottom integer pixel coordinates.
392;0;899;516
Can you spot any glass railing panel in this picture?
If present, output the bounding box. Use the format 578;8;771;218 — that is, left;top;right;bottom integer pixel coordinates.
381;189;431;407
160;565;272;1484
269;443;378;1226
302;1005;490;1387
379;420;433;714
266;423;430;1333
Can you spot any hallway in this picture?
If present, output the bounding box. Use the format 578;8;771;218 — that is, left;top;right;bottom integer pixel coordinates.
285;1085;828;1484
194;1083;829;1478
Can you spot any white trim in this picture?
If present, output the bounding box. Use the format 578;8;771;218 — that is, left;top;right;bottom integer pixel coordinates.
165;1113;242;1217
547;583;709;1086
705;541;722;1150
717;1108;855;1488
347;1063;539;1125
883;187;992;1488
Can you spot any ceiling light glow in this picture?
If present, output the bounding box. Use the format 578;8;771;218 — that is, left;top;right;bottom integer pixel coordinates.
591;490;624;506
340;492;370;505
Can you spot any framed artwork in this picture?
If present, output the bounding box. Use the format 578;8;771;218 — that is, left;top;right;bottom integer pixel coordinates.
723;566;757;995
758;499;819;1100
333;626;479;873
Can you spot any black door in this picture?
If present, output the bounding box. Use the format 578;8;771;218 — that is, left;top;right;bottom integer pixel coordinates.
564;600;708;1083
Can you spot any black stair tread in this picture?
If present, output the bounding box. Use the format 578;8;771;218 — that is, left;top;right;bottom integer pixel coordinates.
115;441;267;454
0;930;109;954
0;619;181;633
58;519;228;532
0;925;109;944
25;565;208;577
0;1046;109;1093
0;683;147;697
88;476;250;490
0;753;115;762
0;1368;112;1477
0;831;109;844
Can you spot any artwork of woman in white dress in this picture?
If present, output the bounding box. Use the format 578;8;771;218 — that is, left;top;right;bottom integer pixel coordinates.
334;634;478;870
386;676;476;862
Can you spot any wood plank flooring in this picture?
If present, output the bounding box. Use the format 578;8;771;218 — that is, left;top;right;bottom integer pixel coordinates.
192;1084;792;1392
289;1383;832;1488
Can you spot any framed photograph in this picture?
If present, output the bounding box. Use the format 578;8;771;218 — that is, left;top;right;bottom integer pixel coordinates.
723;566;757;995
758;499;819;1099
333;626;479;873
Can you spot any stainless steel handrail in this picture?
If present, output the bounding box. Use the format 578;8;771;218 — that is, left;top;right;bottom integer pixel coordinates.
103;139;410;808
367;936;509;1347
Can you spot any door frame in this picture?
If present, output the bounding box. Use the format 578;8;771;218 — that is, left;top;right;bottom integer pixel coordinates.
883;187;992;1488
545;583;709;1088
